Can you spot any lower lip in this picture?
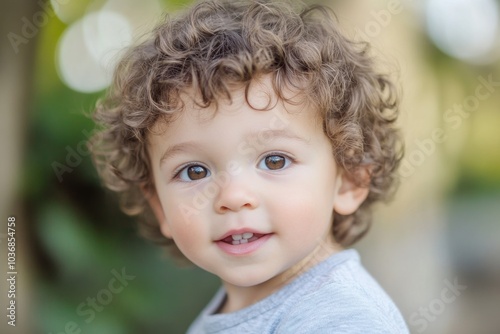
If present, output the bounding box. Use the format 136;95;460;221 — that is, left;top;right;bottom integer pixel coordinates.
215;234;273;256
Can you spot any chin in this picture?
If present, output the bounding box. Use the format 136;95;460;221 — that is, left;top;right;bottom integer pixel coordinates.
221;270;273;288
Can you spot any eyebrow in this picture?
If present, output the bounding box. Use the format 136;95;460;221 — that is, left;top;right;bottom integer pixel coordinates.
254;128;310;144
160;141;200;166
159;128;309;166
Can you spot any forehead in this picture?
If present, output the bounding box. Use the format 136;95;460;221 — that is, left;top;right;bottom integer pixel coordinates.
150;76;321;136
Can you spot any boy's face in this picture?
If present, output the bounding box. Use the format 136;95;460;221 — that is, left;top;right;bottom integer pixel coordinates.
147;78;367;289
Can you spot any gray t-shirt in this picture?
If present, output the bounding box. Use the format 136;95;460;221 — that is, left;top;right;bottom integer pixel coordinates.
187;249;409;333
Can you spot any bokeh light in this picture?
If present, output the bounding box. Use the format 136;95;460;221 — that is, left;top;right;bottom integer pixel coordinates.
55;0;164;93
425;0;499;63
56;11;132;93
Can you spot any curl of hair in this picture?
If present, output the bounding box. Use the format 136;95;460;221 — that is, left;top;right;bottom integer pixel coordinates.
89;0;403;259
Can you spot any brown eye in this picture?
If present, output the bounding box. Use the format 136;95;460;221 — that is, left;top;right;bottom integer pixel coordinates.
264;155;286;170
187;165;208;180
177;165;210;181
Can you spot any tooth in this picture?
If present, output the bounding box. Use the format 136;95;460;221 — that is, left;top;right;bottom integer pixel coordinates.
232;234;242;241
232;240;240;245
242;232;253;239
240;239;248;244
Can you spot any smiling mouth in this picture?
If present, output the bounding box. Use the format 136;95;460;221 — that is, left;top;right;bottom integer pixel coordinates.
220;232;265;245
215;232;273;256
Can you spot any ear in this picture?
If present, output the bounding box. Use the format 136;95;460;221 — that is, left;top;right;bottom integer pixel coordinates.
141;185;172;239
333;168;370;215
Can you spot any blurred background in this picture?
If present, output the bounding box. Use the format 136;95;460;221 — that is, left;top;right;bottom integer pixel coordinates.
1;0;499;333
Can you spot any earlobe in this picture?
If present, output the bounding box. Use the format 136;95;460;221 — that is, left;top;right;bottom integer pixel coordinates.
142;185;172;239
333;170;370;215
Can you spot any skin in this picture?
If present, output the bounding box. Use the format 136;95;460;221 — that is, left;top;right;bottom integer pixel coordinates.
146;77;369;313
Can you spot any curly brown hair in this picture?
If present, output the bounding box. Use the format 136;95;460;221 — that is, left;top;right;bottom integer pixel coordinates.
89;0;403;260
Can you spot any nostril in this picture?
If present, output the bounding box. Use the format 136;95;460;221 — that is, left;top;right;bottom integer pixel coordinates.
218;205;230;213
218;203;254;213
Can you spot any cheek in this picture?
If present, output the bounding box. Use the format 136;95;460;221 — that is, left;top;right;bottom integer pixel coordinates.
162;195;208;248
273;189;333;237
271;170;337;237
163;185;206;223
166;209;209;265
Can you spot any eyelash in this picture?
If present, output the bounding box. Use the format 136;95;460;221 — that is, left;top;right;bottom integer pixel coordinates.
171;151;295;182
171;161;208;181
257;151;294;171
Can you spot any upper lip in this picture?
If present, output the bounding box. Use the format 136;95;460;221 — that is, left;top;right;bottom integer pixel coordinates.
215;228;269;241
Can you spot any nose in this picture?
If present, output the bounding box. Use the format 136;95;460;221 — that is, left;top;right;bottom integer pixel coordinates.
214;176;260;213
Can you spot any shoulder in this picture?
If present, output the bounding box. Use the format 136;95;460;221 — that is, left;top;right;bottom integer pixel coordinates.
276;256;409;333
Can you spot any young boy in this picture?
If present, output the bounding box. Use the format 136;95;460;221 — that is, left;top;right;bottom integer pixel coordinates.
90;0;409;332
